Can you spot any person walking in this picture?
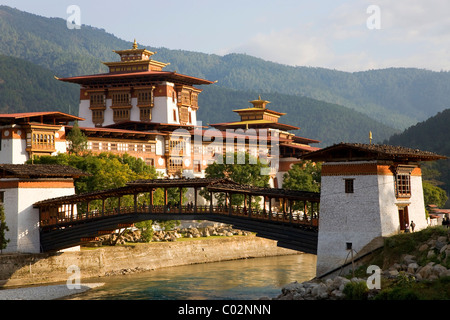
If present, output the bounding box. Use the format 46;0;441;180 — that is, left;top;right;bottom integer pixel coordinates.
410;221;416;232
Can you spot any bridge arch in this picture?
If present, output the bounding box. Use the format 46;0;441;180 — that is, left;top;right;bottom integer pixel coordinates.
34;178;319;253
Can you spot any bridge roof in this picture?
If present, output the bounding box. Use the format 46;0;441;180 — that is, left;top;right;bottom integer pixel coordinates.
34;177;319;207
127;177;238;188
34;178;237;206
207;183;320;201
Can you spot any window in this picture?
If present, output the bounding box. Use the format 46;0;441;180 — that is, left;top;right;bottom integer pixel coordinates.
30;132;56;150
113;108;130;122
169;158;183;171
91;142;100;151
173;110;177;122
112;92;130;106
92;109;104;126
396;174;411;198
194;160;201;173
145;144;156;154
90;93;105;107
345;179;354;194
139;107;152;121
0;191;4;204
137;90;153;106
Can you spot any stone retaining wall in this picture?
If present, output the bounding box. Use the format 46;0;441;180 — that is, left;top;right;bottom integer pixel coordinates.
0;235;299;288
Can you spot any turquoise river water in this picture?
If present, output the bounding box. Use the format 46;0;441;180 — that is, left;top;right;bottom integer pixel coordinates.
68;254;317;300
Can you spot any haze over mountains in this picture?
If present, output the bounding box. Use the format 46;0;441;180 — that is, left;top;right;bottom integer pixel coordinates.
1;5;450;148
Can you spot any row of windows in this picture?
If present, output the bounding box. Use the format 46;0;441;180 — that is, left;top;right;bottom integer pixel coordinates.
110;65;149;72
90;90;155;108
89;142;156;154
91;106;153;125
91;107;192;124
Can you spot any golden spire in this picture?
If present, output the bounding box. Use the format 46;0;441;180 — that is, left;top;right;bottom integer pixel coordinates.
250;95;270;109
132;39;138;49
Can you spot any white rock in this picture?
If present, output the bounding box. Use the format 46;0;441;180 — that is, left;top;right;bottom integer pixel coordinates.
407;263;419;274
403;254;416;265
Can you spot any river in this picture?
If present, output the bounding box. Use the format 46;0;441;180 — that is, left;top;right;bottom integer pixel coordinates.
68;254;317;300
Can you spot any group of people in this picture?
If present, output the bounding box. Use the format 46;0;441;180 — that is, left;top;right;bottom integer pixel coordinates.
404;220;416;233
405;216;450;232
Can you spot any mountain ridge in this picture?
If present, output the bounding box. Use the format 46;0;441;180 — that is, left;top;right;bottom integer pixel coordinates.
1;5;448;137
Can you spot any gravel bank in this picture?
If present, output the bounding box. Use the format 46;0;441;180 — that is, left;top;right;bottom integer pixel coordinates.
0;283;104;300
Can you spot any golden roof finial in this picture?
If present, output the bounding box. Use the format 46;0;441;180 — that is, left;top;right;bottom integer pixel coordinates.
132;39;138;49
249;95;270;109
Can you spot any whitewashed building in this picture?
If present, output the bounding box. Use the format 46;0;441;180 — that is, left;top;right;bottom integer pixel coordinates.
0;164;86;253
303;143;447;277
0;112;83;164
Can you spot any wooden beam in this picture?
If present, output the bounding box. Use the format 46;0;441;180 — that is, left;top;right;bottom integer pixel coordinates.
194;187;198;212
164;188;168;214
179;187;183;214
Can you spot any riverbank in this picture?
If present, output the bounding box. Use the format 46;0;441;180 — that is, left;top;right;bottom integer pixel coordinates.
0;283;105;300
0;235;299;289
274;226;450;300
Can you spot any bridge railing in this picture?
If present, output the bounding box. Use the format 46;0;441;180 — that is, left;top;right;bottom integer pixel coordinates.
40;203;318;229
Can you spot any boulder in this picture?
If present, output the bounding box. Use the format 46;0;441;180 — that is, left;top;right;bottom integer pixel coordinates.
407;263;419;274
402;254;416;265
417;262;435;279
431;264;448;278
427;250;436;259
281;281;304;294
332;276;350;291
435;238;447;251
311;283;329;299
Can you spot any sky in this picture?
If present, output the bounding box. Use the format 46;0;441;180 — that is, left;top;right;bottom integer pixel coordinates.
2;0;450;72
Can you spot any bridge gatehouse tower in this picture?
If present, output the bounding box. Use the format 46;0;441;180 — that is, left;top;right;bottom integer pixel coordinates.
0;164;86;253
302;143;446;277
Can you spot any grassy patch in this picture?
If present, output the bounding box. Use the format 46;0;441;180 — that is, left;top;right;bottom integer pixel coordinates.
380;226;448;268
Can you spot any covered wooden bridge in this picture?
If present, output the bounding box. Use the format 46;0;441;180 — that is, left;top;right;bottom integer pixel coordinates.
35;178;320;253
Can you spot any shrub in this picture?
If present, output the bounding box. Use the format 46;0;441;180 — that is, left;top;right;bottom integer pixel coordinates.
375;287;419;300
343;281;369;300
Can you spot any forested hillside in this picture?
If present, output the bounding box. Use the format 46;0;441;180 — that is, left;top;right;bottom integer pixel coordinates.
0;55;78;114
200;85;397;146
387;109;450;200
2;5;450;131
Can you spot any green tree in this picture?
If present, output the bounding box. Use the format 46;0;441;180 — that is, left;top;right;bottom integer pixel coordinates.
423;181;448;208
282;160;322;192
66;121;88;155
0;204;10;253
29;152;183;239
135;220;154;242
201;152;270;206
29;152;161;212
